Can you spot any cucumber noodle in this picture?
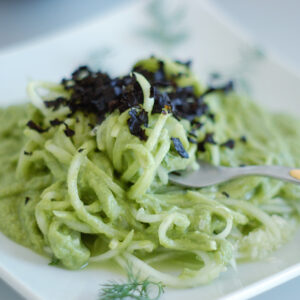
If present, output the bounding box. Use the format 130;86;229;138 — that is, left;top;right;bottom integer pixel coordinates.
0;57;299;288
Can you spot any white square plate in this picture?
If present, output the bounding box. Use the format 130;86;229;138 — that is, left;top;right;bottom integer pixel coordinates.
0;1;299;299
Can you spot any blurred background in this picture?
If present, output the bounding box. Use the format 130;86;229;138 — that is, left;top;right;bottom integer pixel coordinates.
0;0;299;299
1;0;300;71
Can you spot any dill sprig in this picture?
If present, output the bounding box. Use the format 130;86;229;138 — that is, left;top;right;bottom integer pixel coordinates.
48;256;60;266
99;267;165;300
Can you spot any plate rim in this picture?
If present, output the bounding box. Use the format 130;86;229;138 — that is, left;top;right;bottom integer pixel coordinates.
0;1;299;299
221;262;300;300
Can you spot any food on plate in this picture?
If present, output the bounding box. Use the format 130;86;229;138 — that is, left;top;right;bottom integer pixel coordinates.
0;57;299;287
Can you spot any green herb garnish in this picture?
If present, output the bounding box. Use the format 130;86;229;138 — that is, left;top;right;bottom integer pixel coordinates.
99;268;165;300
48;257;60;266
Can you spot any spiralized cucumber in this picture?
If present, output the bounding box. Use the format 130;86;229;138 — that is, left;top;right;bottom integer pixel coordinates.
0;57;299;288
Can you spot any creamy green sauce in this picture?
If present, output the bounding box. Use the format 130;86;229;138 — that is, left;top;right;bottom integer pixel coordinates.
0;106;33;247
0;105;47;254
0;57;299;288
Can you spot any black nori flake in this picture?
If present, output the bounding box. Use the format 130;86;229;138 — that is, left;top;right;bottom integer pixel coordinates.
198;133;217;152
222;191;230;198
171;137;189;158
191;120;204;129
221;139;235;149
44;97;67;111
24;151;32;156
152;89;172;114
195;103;209;118
25;197;30;204
50;118;63;126
154;61;166;83
150;86;154;98
200;80;234;98
63;123;75;137
167;86;200;120
137;109;149;127
133;60;172;88
78;148;84;153
204;133;216;144
64;128;75;137
26;121;49;133
240;135;247;143
127;108;148;141
208;113;215;122
188;137;197;144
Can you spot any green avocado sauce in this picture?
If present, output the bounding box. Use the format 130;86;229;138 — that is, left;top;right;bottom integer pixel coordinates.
0;57;299;288
0;105;45;253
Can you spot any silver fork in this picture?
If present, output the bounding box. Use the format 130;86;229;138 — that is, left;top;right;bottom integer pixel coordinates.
169;160;300;188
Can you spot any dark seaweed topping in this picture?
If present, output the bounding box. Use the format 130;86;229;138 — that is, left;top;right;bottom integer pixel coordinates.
150;86;154;98
191;120;204;129
208;113;215;122
26;121;49;133
168;87;198;120
204;133;217;144
24;151;32;156
78;148;84;153
57;67;144;126
239;164;246;167
25;197;30;204
171;137;189;159
154;61;167;85
42;57;235;145
199;81;234;100
49;118;74;137
63;124;75;137
127;108;148;141
50;119;63;126
240;135;247;143
44;97;66;111
222;191;230;198
198;133;217;152
221;139;235;149
151;88;172;114
133;60;172;88
188;137;197;144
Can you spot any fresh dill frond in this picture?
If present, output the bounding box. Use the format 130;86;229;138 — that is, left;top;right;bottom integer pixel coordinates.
48;257;60;266
99;266;165;300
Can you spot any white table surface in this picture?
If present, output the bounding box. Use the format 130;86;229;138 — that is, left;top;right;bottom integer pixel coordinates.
0;0;299;299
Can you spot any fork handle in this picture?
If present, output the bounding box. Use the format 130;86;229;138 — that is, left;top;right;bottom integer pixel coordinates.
228;166;300;184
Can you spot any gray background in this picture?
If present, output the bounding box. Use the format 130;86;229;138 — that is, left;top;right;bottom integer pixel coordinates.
0;0;299;299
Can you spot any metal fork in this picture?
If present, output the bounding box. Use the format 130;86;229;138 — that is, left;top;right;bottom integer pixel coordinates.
169;160;300;188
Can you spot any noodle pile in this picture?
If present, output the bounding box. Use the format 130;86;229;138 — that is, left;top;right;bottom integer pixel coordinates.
0;57;299;287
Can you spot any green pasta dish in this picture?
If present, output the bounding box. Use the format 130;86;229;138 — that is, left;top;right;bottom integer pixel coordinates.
0;57;300;288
